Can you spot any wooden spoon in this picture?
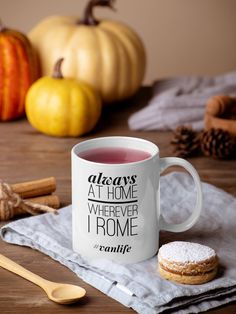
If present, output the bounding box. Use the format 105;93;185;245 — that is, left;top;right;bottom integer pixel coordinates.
0;253;86;304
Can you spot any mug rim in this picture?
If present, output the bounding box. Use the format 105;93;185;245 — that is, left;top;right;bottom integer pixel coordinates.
71;136;159;167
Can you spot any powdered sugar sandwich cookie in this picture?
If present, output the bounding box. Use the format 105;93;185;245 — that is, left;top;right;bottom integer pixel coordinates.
158;241;218;285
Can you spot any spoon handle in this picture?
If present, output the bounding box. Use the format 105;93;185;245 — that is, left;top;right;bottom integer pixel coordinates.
0;253;48;289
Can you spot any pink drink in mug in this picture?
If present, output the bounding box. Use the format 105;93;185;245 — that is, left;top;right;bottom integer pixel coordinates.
78;147;151;164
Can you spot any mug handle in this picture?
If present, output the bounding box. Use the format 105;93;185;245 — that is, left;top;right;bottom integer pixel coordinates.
159;157;202;232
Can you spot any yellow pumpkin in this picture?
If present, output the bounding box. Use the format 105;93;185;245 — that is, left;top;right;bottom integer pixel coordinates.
28;0;146;104
26;58;102;137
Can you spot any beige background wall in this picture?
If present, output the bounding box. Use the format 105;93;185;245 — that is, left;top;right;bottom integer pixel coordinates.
1;0;236;83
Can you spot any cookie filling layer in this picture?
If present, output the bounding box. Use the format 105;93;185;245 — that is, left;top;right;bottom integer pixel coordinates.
159;262;217;276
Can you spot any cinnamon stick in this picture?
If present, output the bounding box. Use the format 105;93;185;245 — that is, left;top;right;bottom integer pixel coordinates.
14;195;60;216
11;177;56;199
28;195;60;208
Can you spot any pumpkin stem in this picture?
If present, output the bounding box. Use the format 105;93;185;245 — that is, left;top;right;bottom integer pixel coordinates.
0;19;6;32
79;0;116;26
52;58;64;79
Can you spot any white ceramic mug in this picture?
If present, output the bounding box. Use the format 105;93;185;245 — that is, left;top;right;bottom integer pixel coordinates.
72;136;202;263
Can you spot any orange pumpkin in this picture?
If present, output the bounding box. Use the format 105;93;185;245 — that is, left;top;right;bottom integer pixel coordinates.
0;21;39;121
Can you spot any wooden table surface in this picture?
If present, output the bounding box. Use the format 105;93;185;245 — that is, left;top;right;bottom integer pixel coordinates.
0;88;235;313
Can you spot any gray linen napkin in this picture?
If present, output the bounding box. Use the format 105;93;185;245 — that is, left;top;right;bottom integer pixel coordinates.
128;71;236;131
1;172;236;314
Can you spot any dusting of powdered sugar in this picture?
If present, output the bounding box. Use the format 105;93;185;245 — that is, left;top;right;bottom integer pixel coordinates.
158;241;216;263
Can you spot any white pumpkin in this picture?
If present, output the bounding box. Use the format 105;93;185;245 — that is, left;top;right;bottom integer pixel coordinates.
29;0;146;104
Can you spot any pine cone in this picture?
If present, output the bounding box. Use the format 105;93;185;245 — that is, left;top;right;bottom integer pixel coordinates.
201;128;236;159
171;126;200;158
